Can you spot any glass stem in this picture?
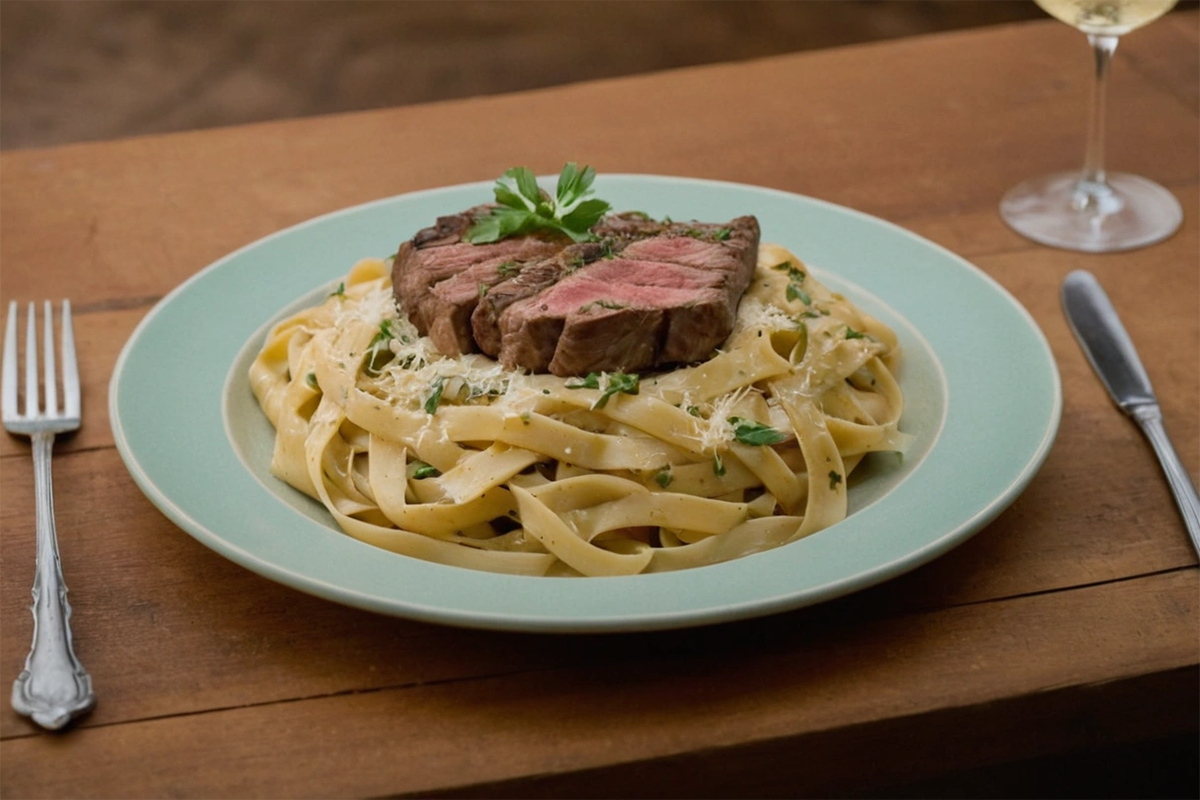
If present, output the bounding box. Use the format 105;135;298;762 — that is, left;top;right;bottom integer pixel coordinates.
1081;33;1119;189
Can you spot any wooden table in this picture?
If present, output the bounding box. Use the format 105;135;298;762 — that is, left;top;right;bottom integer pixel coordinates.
2;13;1197;798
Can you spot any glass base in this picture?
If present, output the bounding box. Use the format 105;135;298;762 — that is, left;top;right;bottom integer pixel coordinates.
1000;171;1182;253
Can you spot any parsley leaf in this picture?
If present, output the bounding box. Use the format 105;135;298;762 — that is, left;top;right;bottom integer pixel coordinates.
785;283;812;305
464;163;612;244
424;376;447;415
774;261;811;305
845;327;868;340
365;319;396;375
654;467;673;488
579;299;627;312
411;462;441;480
828;470;843;490
728;417;788;446
565;371;640;409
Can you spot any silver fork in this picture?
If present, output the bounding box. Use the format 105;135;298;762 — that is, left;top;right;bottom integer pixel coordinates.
3;300;95;730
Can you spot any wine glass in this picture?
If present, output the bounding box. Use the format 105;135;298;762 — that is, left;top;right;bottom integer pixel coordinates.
1000;0;1182;252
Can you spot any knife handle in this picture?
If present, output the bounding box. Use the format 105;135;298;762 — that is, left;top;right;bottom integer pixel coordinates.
1131;405;1200;557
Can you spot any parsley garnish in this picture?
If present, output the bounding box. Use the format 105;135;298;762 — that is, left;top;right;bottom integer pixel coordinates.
464;163;612;244
497;260;520;277
365;319;396;375
305;372;318;390
424;376;447;415
828;470;843;490
579;299;627;312
329;281;345;298
845;327;867;340
654;467;673;488
712;453;726;477
728;417;788;446
411;462;441;480
565;371;640;409
774;261;811;305
785;283;812;305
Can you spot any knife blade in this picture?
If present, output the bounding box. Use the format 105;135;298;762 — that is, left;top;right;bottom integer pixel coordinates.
1061;270;1200;556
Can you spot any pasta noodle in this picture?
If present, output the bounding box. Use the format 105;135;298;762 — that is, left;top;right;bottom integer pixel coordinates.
248;243;910;576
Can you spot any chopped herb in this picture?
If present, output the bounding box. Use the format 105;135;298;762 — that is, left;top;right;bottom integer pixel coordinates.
565;371;640;409
845;327;867;340
497;260;520;277
728;417;788;446
712;453;726;477
365;319;397;375
464;163;611;244
686;405;701;417
424;376;447;415
411;462;441;480
828;470;843;490
713;227;731;241
329;281;346;298
580;299;627;312
654;467;673;488
785;283;812;305
774;261;810;305
542;388;551;395
305;372;318;390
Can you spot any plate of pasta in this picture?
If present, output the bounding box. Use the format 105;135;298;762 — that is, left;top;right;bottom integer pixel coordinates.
111;172;1061;632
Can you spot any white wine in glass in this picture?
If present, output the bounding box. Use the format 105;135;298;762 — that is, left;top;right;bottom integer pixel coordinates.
1000;0;1182;252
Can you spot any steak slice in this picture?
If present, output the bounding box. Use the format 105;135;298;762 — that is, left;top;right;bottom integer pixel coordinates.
392;206;761;375
471;241;606;357
494;215;760;375
392;206;565;355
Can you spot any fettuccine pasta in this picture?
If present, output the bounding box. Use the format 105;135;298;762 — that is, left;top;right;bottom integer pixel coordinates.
248;244;909;576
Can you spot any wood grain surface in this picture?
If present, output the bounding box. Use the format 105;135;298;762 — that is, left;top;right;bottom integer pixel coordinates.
1;13;1197;799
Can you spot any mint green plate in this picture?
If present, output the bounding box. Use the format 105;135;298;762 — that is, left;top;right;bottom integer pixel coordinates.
110;175;1061;633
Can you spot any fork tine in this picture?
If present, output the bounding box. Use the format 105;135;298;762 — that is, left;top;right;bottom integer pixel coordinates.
43;301;58;415
24;302;38;417
62;300;79;418
2;302;16;420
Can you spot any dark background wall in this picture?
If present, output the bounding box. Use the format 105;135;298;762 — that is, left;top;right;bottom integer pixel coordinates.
2;0;1053;150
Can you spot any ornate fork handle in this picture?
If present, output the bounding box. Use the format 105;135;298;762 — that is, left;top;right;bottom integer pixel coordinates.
11;431;95;730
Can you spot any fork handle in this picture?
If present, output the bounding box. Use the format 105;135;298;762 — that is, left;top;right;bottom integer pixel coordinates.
11;431;95;730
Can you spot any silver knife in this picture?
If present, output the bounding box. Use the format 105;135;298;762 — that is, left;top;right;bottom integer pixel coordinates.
1062;270;1200;556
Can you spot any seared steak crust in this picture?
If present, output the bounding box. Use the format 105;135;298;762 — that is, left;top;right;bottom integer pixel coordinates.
392;210;760;375
392;206;566;355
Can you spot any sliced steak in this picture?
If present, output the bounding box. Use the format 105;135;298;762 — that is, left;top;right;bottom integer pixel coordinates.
493;215;759;375
392;207;760;375
392;205;565;355
471;241;606;357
